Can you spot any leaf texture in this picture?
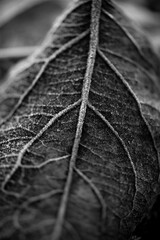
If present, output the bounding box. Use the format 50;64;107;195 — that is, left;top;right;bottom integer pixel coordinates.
0;0;160;239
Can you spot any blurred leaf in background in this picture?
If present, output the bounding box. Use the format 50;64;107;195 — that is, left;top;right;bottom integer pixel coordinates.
0;0;70;48
0;0;70;82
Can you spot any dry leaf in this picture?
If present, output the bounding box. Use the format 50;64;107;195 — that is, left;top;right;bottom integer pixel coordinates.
0;0;160;239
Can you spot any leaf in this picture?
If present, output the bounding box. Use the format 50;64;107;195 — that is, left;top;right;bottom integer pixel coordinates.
0;0;160;239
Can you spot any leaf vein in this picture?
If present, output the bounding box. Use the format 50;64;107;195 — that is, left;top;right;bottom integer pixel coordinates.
1;100;81;191
101;8;153;69
75;167;106;223
88;102;137;189
0;30;89;127
52;1;101;239
97;48;159;163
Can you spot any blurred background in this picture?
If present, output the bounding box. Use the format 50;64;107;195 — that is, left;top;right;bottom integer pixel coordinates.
0;1;160;239
0;0;70;82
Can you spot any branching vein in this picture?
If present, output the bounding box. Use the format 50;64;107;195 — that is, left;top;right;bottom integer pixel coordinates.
0;30;89;127
2;100;81;191
52;1;102;239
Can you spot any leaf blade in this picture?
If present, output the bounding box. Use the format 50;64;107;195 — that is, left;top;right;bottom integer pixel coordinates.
0;0;160;239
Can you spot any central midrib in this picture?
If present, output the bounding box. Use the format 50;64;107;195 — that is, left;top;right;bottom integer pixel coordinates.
52;0;102;239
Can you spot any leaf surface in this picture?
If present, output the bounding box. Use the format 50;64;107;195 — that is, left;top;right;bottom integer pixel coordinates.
0;0;160;239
